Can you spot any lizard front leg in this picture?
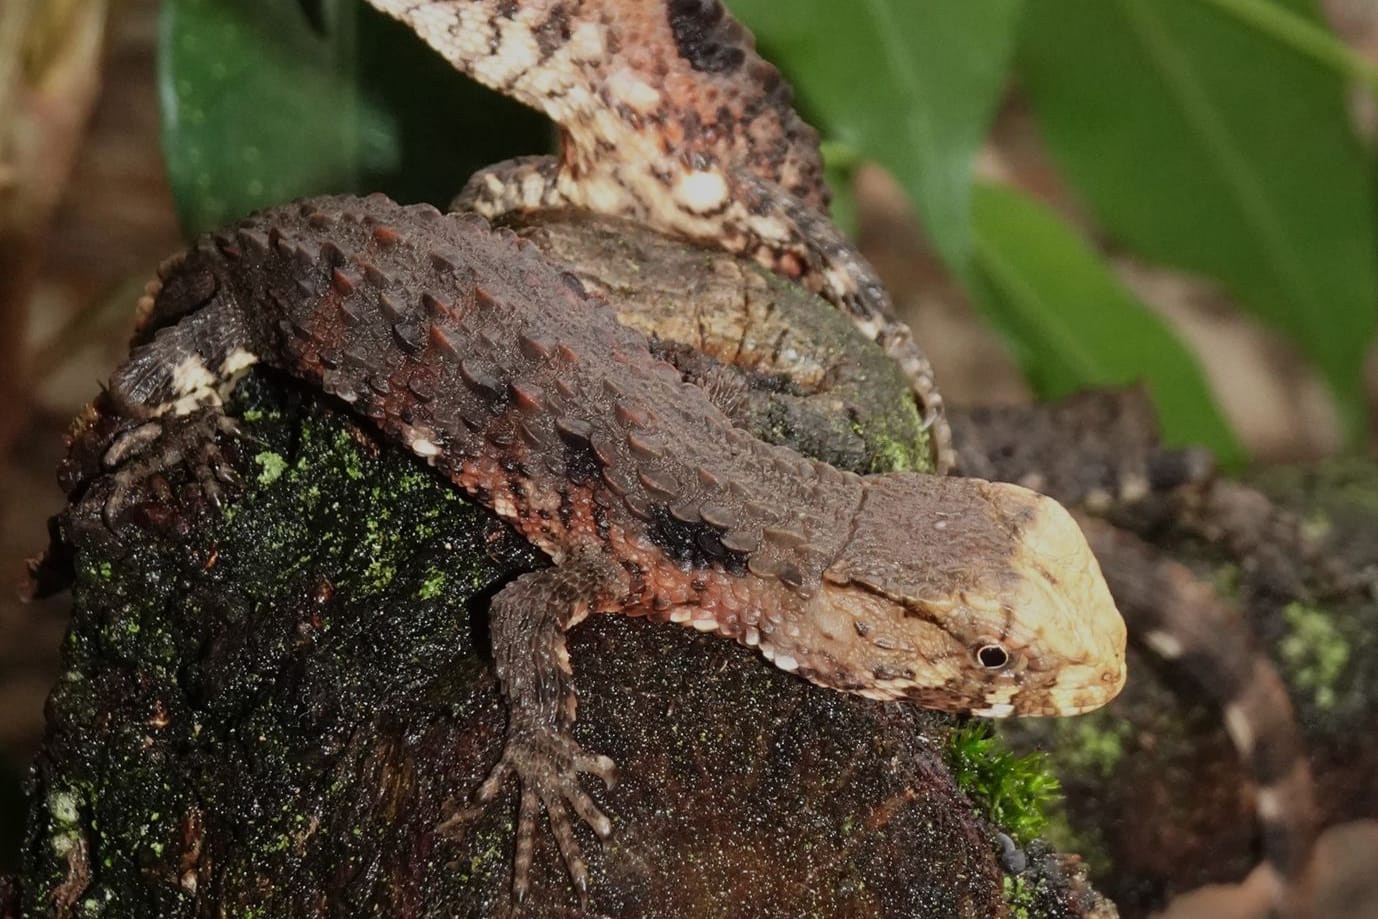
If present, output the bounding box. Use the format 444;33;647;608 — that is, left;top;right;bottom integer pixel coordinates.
452;545;627;904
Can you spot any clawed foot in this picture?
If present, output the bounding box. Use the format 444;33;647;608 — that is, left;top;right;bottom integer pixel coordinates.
101;409;246;528
440;727;616;904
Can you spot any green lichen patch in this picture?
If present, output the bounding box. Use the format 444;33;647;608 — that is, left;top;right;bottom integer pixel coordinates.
1278;601;1350;713
253;450;288;484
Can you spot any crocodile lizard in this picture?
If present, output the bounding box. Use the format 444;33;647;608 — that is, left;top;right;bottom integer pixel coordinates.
102;194;1126;903
354;0;955;471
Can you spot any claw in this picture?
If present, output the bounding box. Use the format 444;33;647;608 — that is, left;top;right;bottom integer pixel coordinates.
99;408;244;529
103;421;164;468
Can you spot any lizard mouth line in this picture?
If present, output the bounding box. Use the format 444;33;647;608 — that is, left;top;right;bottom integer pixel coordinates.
966;659;1127;718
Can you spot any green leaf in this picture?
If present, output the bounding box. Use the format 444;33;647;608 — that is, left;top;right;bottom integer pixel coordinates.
730;0;1024;276
160;0;546;237
160;0;364;235
1019;0;1378;439
971;183;1244;464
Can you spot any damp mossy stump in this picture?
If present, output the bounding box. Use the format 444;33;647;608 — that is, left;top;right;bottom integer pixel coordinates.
9;221;1114;919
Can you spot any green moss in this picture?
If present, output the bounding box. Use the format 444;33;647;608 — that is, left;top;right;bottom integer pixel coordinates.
855;421;928;474
946;723;1060;845
1278;601;1350;711
253;450;288;484
335;427;366;480
418;566;448;600
1002;874;1036;919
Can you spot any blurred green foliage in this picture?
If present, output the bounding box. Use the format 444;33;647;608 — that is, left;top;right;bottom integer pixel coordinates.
160;0;547;232
159;0;1378;464
1018;0;1377;442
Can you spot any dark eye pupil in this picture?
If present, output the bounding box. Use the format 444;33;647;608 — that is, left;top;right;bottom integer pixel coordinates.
976;644;1009;669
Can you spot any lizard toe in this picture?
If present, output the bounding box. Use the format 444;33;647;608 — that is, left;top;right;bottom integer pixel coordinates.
447;725;616;904
99;409;244;529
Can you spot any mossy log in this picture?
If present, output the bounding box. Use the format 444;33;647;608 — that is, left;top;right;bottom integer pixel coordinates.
7;218;1110;918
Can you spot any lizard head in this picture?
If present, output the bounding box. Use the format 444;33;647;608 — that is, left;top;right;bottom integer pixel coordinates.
809;473;1126;717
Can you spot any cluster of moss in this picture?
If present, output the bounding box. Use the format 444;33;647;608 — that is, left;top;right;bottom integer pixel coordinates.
946;722;1062;846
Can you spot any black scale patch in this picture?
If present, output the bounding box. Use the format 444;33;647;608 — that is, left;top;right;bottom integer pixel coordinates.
647;504;748;576
666;0;746;74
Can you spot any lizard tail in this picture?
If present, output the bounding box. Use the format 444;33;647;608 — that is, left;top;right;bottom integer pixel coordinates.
111;242;256;417
721;169;956;474
1079;516;1317;919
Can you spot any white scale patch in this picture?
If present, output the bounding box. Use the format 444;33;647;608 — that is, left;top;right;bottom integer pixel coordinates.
582;173;636;215
220;348;259;376
746;214;790;243
824;266;856;297
167;392;221;417
409;437;440;458
567;20;605;62
973;682;1021;718
605;68;661;114
854;317;883;341
171;355;216;396
674;171;729;215
519;171;549;208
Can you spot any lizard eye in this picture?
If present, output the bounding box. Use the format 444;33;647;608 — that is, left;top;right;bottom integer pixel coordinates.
974;643;1011;670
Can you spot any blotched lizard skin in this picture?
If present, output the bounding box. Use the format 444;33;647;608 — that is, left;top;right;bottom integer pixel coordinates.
356;0;956;472
101;195;1126;904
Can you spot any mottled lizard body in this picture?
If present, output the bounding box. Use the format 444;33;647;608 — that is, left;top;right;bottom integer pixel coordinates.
107;194;1125;901
358;0;955;470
